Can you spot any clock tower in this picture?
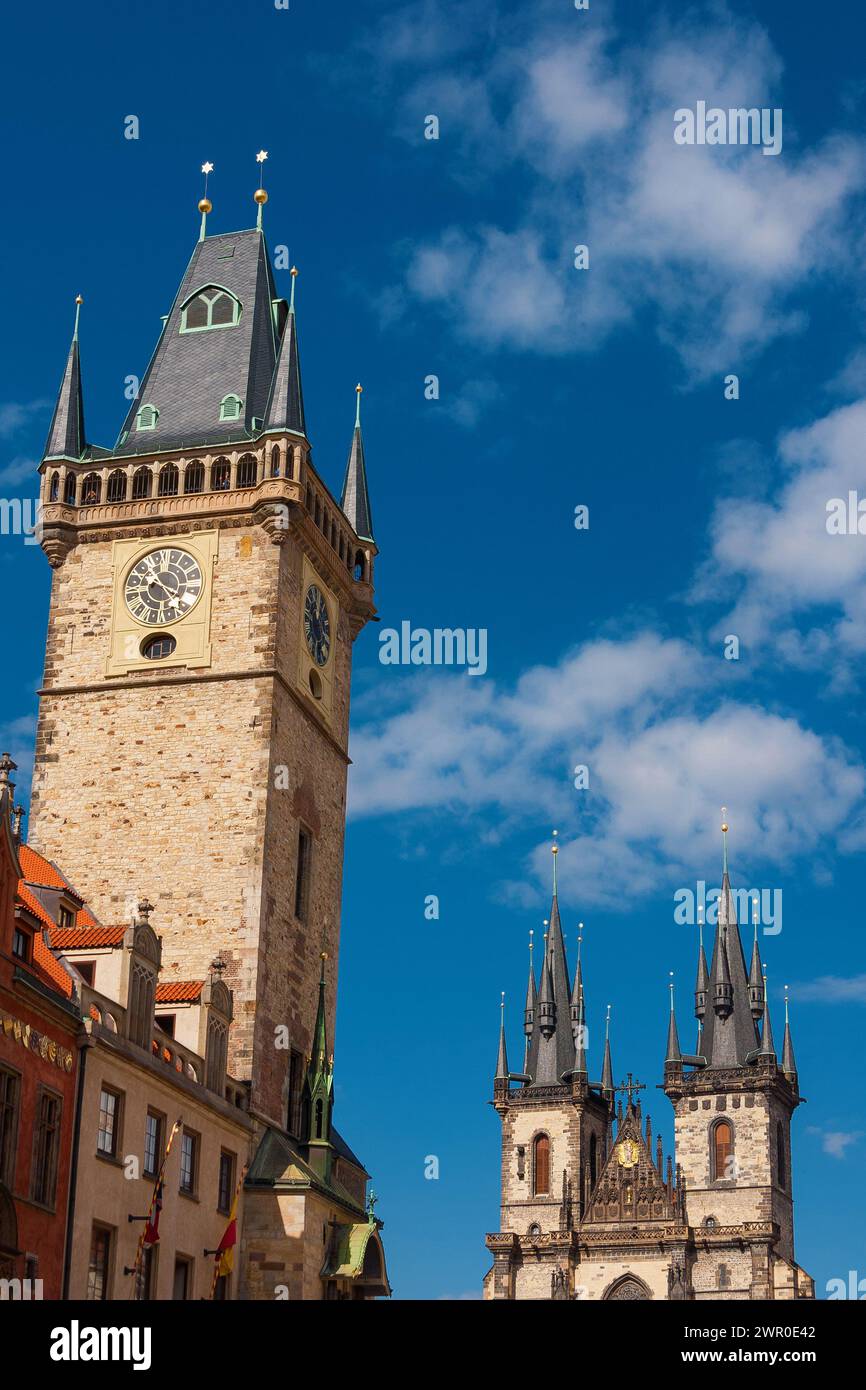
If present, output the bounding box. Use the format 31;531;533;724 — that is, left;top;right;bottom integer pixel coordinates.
29;195;377;1128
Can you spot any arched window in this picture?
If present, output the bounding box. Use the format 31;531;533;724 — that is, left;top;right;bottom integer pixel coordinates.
107;470;127;503
270;446;281;478
136;403;158;431
180;286;241;333
589;1132;598;1189
64;474;77;505
49;472;60;502
777;1121;786;1190
132;467;152;500
219;394;243;422
211;457;230;491
711;1119;734;1181
533;1134;550;1196
184;461;204;495
80;473;101;504
157;464;179;497
236;454;257;488
315;1098;324;1140
354;550;366;582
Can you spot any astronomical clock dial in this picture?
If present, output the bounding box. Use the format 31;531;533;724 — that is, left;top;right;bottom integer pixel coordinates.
124;547;204;626
304;584;331;667
616;1139;639;1168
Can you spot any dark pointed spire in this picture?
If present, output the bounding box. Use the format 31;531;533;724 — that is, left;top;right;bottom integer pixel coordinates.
781;985;797;1079
537;949;555;1038
306;951;334;1151
701;811;761;1067
570;922;584;1035
757;973;776;1059
264;265;306;437
340;383;374;542
748;896;765;1019
665;974;682;1064
572;984;588;1080
495;993;509;1081
694;905;709;1018
44;296;86;461
601;1004;614;1098
523;929;536;1074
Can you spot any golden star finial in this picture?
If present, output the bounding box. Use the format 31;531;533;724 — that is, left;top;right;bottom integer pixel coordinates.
256;149;268;164
201;161;214;175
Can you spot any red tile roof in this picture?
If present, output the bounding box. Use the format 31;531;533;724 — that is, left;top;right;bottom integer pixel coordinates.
17;882;55;929
51;925;126;949
155;981;203;1004
18;843;80;895
32;933;74;997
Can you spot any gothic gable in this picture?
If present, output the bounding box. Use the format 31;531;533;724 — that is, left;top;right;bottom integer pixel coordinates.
584;1107;680;1225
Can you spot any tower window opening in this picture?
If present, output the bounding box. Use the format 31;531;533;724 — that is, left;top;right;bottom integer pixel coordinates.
157;464;179;497
184;461;204;495
354;551;366;582
237;454;257;488
777;1121;786;1190
711;1119;734;1181
315;1098;324;1140
211;458;231;491
132;468;152;500
64;474;77;506
533;1134;550;1196
270;446;281;478
219;394;243;423
81;473;101;504
136;403;158;431
107;470;127;503
142;635;177;661
294;826;312;923
49;472;60;502
180;287;241;333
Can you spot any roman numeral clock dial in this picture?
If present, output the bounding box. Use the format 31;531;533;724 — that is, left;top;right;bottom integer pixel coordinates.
304;584;331;666
124;547;203;626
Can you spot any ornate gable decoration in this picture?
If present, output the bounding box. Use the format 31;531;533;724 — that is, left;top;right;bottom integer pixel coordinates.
585;1107;679;1226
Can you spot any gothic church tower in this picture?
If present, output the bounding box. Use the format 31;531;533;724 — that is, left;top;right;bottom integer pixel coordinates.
29;182;377;1131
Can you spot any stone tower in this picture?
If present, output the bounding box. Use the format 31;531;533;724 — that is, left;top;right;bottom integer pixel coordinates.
29;202;377;1128
484;832;814;1301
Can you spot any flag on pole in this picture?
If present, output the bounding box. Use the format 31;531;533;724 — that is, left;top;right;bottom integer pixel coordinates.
210;1164;247;1297
142;1177;163;1246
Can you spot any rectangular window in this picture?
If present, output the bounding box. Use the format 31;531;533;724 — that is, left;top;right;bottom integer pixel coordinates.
294;826;312;922
97;1088;122;1157
87;1225;112;1300
155;1013;175;1037
286;1049;304;1137
179;1129;198;1195
0;1067;20;1186
31;1090;61;1207
173;1256;192;1300
58;907;74;930
218;1150;235;1215
144;1110;164;1178
12;927;29;961
134;1243;156;1301
76;960;95;986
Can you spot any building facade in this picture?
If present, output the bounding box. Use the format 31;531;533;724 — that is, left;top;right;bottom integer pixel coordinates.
0;758;79;1300
23;175;388;1298
485;836;814;1302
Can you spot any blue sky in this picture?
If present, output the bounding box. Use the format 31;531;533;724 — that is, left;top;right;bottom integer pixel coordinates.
3;0;866;1298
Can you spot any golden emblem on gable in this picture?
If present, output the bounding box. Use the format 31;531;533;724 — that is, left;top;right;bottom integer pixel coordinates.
616;1139;639;1168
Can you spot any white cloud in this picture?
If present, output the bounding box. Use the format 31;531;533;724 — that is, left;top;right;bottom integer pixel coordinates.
791;974;866;1004
807;1128;863;1159
0;456;38;488
0;401;48;438
348;632;864;907
695;397;866;667
375;4;866;376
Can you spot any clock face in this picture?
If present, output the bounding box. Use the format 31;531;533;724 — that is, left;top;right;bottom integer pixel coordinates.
124;547;203;626
304;584;331;667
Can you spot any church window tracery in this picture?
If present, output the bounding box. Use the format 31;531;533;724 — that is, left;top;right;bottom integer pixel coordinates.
180;286;241;333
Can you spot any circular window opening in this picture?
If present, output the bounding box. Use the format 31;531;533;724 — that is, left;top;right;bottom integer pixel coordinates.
141;635;177;661
308;669;323;700
703;1216;717;1230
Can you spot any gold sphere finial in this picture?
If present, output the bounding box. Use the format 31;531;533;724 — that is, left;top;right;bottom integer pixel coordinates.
254;188;268;205
320;950;329;961
75;294;83;305
290;265;298;277
198;197;212;215
356;382;363;394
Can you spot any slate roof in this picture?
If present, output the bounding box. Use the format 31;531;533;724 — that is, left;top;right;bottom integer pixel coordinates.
698;871;760;1068
340;417;374;542
113;230;280;456
263;304;306;437
44;334;85;461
